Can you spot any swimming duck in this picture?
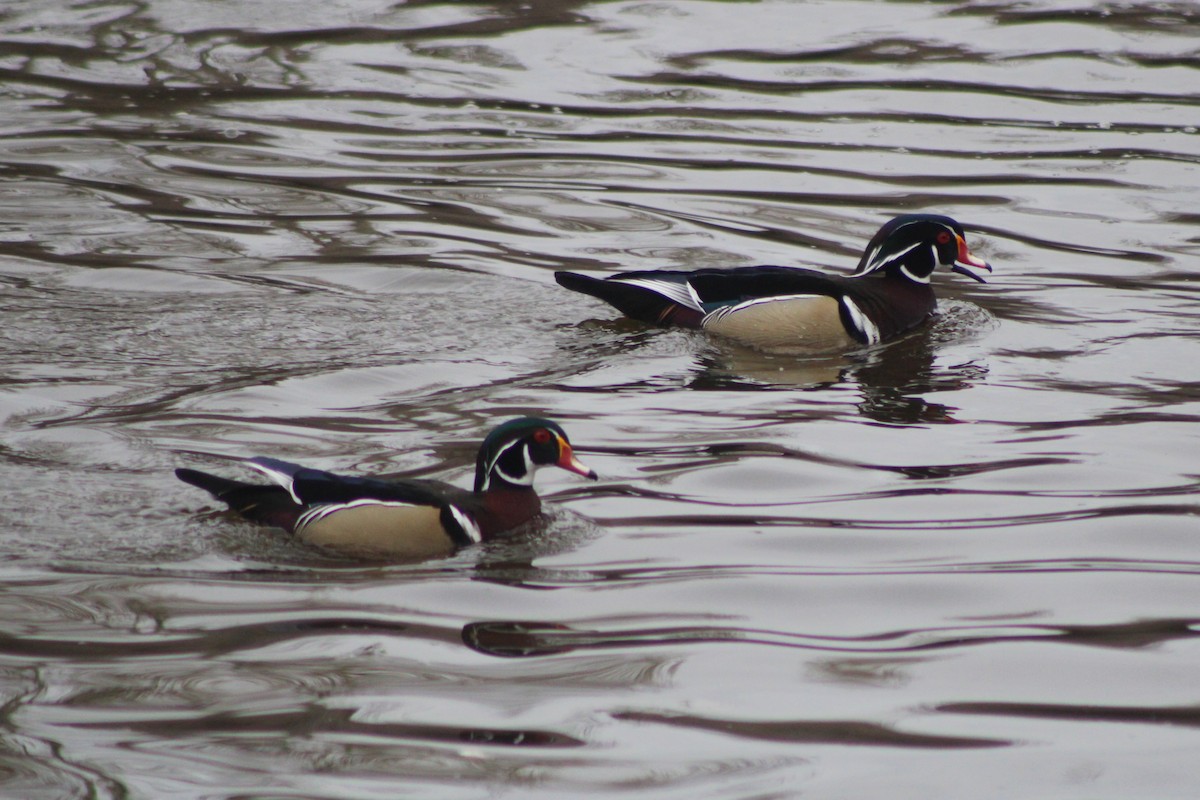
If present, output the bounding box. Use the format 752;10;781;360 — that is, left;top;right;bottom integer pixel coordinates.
176;417;597;559
555;213;991;352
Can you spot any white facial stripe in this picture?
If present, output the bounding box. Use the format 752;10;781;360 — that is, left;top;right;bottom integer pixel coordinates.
899;264;931;284
855;219;964;276
480;439;514;490
867;240;921;273
617;276;703;312
852;219;930;275
855;244;881;275
840;297;881;345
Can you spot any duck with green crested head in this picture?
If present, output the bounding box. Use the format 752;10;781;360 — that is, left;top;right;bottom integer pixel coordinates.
555;214;992;353
176;417;597;559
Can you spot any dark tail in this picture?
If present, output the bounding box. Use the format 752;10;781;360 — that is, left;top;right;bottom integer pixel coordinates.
554;271;702;327
175;467;301;531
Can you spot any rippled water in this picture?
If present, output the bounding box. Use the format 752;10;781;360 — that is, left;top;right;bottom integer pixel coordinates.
2;0;1199;797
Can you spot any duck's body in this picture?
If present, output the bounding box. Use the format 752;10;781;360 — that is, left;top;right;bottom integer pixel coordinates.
176;418;596;559
555;214;991;352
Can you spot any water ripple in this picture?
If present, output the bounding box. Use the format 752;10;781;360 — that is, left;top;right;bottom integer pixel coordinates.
614;710;1006;749
2;0;1199;796
461;615;1200;659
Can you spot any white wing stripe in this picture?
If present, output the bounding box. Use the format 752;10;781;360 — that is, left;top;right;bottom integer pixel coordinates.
840;297;881;345
294;498;483;546
447;505;483;543
295;498;422;535
702;293;823;325
246;460;301;504
616;277;703;312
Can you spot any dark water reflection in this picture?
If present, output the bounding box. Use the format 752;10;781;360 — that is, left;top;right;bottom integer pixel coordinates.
2;0;1200;797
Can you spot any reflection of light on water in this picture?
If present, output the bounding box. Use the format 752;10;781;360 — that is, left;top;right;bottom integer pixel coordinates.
0;0;1197;795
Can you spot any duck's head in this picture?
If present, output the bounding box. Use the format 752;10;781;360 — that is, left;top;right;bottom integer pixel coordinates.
475;417;597;492
851;214;992;284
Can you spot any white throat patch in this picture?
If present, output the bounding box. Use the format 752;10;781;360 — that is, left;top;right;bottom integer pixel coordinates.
482;440;537;490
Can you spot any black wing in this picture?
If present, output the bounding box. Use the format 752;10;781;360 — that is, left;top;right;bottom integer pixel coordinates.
557;265;849;320
249;458;454;508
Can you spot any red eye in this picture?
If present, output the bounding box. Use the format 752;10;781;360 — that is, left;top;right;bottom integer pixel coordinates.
936;231;952;245
533;428;553;444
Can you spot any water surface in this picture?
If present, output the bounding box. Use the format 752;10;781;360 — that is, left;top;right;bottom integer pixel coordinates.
2;0;1199;797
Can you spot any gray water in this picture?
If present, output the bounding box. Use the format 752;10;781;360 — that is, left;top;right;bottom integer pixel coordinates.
2;0;1199;797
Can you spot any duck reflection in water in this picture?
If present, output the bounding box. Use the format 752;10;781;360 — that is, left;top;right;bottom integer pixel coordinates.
690;309;991;426
560;303;991;426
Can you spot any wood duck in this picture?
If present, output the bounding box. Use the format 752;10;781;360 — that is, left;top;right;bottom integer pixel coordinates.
555;214;992;352
175;417;597;560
